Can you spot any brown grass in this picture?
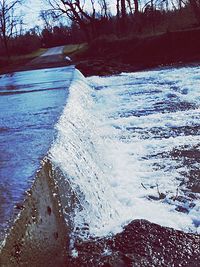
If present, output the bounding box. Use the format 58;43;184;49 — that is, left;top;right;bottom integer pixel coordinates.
63;43;88;58
0;48;47;74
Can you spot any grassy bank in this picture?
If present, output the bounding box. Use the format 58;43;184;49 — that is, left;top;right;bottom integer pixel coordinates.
74;27;200;76
0;44;85;75
63;43;88;57
0;48;46;74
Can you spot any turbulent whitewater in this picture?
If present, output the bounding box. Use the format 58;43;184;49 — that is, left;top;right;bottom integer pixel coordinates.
50;67;200;238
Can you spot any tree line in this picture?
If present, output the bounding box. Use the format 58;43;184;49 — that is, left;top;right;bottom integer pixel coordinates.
1;0;200;57
44;0;200;38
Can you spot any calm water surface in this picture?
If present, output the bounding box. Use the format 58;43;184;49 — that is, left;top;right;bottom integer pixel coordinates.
0;66;74;240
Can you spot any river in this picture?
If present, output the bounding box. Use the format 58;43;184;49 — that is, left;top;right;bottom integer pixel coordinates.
0;64;200;248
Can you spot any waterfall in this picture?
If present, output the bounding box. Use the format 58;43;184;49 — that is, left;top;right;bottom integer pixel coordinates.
49;70;124;238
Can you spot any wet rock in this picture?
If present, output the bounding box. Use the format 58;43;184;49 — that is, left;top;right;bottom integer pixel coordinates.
148;195;161;201
175;206;189;213
15;203;25;210
67;219;200;267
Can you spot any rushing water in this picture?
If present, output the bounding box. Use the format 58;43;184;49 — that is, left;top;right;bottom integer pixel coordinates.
0;66;74;240
0;65;200;246
50;66;200;240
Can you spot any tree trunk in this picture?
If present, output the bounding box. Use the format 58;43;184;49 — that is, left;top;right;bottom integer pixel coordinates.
120;0;127;32
2;33;10;58
121;0;127;18
117;0;120;19
189;0;200;24
133;0;139;14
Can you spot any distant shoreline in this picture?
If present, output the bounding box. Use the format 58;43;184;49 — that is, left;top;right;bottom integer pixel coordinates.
75;27;200;76
1;28;200;77
1;52;200;77
76;57;200;77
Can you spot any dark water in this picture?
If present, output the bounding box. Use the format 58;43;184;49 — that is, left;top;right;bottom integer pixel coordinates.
0;66;74;240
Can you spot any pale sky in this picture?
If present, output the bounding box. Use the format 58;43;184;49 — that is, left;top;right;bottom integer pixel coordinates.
23;0;44;29
22;0;159;30
22;0;118;30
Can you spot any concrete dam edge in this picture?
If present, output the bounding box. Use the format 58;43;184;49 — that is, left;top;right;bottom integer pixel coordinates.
0;159;72;267
0;67;81;267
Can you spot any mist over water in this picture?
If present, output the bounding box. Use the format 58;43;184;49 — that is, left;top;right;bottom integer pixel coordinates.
51;67;200;238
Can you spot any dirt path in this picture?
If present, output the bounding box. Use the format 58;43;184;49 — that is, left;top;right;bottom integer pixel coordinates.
26;46;71;70
0;46;72;75
40;46;64;57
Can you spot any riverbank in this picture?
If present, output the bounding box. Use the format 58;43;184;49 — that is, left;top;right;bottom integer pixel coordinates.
74;27;200;76
1;28;200;77
0;44;84;75
68;219;200;266
0;49;47;74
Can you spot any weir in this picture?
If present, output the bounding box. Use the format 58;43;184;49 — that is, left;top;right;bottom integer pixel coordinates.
0;68;120;266
1;64;200;266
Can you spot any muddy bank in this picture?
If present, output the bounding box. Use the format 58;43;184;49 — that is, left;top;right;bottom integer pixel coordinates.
75;28;200;76
2;28;200;77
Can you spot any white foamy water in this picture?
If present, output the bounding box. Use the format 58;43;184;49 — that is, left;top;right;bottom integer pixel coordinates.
50;66;200;238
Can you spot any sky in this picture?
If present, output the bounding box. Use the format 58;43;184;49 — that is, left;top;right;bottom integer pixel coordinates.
22;0;117;30
23;0;44;29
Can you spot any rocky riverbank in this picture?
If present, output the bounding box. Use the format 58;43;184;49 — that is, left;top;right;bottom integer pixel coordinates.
67;219;200;267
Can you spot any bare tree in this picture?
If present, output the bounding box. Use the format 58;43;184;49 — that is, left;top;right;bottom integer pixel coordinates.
115;0;126;32
117;0;120;19
40;10;54;30
121;0;127;18
44;0;103;40
0;0;23;56
189;0;200;23
98;0;110;18
126;0;139;15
